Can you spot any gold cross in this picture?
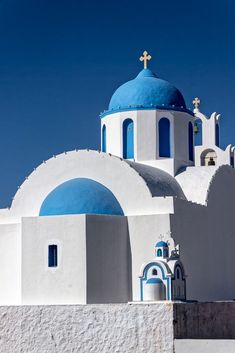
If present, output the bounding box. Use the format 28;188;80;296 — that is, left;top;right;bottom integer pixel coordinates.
139;50;152;69
193;97;200;109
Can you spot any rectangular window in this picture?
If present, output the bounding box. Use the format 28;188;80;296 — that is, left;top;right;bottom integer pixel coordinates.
48;245;58;267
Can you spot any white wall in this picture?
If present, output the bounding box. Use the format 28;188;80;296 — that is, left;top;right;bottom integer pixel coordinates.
0;223;21;305
127;214;171;301
0;304;174;353
172;166;235;300
22;215;87;305
86;215;131;303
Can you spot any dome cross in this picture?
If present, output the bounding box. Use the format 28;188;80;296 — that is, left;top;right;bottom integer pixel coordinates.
193;97;201;109
139;51;152;69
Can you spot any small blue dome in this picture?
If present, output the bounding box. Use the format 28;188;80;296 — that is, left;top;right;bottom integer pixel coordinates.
146;278;163;284
108;69;186;113
39;178;124;217
156;241;168;247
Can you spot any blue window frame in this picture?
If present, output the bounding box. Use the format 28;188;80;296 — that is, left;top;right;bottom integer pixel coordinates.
102;125;106;152
159;118;171;157
48;245;58;267
157;249;162;257
194;119;202;146
123;119;134;159
188;122;194;162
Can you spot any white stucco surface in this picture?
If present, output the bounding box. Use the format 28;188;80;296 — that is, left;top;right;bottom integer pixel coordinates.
0;304;174;353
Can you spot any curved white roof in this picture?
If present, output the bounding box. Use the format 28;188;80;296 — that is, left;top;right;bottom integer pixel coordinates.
127;161;186;199
176;166;219;205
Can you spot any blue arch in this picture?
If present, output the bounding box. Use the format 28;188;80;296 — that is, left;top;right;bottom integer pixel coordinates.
123;119;134;159
140;262;171;301
194;118;202;146
188;122;194;162
216;123;220;147
159;118;171;157
102;124;106;152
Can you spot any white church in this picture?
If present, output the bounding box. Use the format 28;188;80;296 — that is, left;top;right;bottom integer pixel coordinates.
0;51;235;305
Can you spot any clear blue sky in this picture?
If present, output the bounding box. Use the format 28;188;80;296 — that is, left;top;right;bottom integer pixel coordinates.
0;0;234;207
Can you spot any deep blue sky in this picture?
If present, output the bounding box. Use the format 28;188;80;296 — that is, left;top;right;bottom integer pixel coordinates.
0;0;234;207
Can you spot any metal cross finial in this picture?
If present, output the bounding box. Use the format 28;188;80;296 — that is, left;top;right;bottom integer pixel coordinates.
139;50;152;69
193;97;201;109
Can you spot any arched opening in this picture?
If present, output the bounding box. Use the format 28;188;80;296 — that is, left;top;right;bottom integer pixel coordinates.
231;154;234;167
102;124;106;152
152;269;158;276
188;122;194;162
200;149;217;166
159;118;171;157
215;123;220;147
194;119;202;146
144;278;166;301
157;249;162;257
123;119;134;159
176;268;181;279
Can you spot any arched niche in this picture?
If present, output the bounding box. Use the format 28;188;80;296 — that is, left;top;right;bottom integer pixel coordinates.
102;124;106;152
159;118;171;157
123;119;134;159
215;123;220;147
188;122;194;162
201;149;217;166
194;118;203;146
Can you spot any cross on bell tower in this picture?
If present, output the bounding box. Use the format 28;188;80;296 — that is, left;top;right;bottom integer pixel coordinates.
139;50;152;69
193;97;201;110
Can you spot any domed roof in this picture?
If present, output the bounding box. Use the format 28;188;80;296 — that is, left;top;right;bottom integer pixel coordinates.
39;178;124;217
156;241;168;247
105;68;187;116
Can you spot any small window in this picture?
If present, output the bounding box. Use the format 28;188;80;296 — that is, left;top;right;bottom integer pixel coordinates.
152;269;158;275
48;245;58;267
157;249;162;257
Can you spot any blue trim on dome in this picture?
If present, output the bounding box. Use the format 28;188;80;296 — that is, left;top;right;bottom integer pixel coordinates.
100;105;194;118
146;278;163;284
39;178;124;217
156;241;168;247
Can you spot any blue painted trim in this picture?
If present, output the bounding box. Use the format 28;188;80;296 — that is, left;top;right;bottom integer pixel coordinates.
100;106;194;118
140;262;171;301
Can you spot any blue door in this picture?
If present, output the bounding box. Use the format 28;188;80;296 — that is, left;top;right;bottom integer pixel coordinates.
123;119;134;159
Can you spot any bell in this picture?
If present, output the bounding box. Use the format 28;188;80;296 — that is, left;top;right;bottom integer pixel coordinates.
194;123;199;134
208;157;215;166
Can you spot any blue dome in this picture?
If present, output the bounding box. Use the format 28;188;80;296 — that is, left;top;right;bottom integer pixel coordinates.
39;178;124;217
146;278;163;284
156;241;168;247
107;69;186;114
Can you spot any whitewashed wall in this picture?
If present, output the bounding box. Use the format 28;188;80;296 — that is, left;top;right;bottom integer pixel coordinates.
0;223;21;305
101;109;194;175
